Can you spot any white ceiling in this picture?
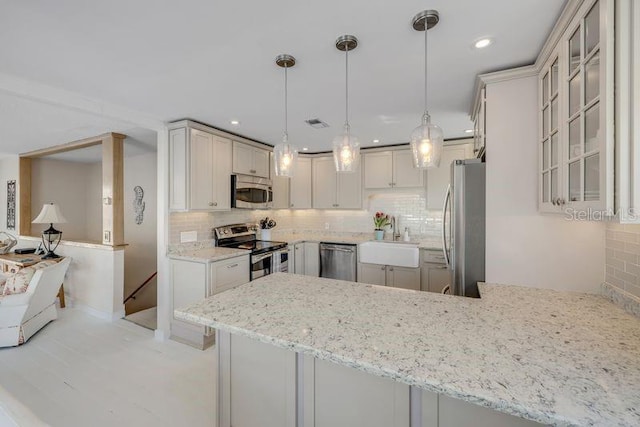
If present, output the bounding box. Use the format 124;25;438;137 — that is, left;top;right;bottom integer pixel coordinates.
0;0;566;153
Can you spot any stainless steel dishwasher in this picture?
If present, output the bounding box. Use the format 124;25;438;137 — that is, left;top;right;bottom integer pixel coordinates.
319;243;357;282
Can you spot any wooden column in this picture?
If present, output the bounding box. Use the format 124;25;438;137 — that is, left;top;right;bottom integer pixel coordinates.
102;133;125;246
20;132;125;246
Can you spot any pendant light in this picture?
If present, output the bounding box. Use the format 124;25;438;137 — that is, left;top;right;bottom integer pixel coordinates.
273;54;298;177
410;10;443;169
333;35;360;173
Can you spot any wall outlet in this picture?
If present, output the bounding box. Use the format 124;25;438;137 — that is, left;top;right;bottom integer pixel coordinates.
180;231;198;243
324;223;330;230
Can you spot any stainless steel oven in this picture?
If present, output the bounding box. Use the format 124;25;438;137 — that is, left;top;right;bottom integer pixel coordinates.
251;248;288;280
231;174;273;209
215;223;288;281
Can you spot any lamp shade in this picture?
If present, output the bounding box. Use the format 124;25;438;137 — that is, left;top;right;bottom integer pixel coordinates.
32;203;67;224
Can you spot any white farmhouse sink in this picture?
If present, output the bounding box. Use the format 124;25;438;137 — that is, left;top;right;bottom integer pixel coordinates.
359;241;420;268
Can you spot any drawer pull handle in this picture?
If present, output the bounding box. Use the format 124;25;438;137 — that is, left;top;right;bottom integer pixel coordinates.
227;263;239;268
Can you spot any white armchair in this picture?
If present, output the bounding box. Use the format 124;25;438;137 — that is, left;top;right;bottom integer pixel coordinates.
0;257;71;347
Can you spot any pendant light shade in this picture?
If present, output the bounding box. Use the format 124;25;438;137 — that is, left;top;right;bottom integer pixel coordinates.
410;113;443;168
274;54;298;177
332;124;360;172
410;10;443;169
333;35;360;173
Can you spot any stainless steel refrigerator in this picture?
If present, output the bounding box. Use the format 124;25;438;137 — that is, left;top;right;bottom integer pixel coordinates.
442;159;485;298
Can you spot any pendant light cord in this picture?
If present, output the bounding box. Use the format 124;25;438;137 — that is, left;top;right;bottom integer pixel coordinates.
424;21;428;116
345;46;350;129
284;64;289;140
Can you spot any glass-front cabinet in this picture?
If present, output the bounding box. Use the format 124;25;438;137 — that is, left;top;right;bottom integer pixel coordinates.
539;54;561;212
538;0;614;215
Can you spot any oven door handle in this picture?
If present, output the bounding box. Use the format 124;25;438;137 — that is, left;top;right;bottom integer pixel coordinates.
252;252;273;263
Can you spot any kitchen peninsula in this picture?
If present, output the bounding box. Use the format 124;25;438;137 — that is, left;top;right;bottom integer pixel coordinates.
175;273;640;427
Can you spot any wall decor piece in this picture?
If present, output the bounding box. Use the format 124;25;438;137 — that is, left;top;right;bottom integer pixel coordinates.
6;180;16;230
133;185;145;225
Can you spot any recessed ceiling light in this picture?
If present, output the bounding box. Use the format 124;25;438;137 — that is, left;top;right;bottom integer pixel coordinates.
474;38;493;49
230;120;240;125
464;129;474;133
373;139;380;143
302;147;309;151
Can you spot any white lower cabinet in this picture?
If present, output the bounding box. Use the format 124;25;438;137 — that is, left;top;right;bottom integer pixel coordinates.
170;255;249;349
438;395;541;427
420;249;450;293
291;242;319;276
225;334;296;427
217;331;543;427
358;262;420;291
309;358;410;427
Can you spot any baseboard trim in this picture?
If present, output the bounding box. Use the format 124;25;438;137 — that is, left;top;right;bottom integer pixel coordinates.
73;304;125;322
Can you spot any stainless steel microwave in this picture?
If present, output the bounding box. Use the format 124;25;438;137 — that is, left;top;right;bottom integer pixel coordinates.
231;174;273;209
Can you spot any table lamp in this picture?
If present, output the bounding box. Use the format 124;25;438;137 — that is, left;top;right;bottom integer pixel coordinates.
32;203;67;259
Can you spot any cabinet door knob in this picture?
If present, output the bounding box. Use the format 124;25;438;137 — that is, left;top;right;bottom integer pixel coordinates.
551;198;557;206
388;183;393;187
226;263;238;269
213;202;218;206
290;204;294;207
209;202;214;206
389;267;394;271
559;198;566;206
381;266;386;270
250;169;257;174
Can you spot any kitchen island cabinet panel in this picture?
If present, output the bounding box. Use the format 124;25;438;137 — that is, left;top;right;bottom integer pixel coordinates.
309;357;411;427
227;334;296;427
438;395;540;427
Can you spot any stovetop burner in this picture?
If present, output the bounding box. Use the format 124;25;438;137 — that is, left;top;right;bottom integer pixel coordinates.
214;223;287;255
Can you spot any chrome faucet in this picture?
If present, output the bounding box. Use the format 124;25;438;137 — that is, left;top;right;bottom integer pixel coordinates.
391;216;401;241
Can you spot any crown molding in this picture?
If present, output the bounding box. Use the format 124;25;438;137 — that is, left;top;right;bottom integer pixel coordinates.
469;0;585;117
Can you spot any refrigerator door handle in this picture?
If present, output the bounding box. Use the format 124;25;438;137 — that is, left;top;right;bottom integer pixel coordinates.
442;184;451;267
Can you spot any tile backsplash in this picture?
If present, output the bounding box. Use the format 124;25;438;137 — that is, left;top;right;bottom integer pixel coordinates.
169;192;443;245
605;222;640;298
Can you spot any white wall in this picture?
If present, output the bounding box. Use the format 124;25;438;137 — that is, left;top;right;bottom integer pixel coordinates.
485;75;606;293
31;158;102;241
123;151;157;313
84;162;103;242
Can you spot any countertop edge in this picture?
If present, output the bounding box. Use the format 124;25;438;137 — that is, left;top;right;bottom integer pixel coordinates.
167;250;250;263
173;309;566;427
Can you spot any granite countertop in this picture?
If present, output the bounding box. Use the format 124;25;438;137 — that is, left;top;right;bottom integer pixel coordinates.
167;246;250;263
175;273;640;426
270;231;443;250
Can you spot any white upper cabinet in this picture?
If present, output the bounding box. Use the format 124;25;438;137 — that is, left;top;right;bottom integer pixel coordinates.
539;52;562;213
616;0;640;222
426;143;475;210
363;152;393;188
233;141;270;178
363;149;424;189
538;0;614;214
169;126;232;212
271;152;290;209
312;156;362;209
289;157;312;209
